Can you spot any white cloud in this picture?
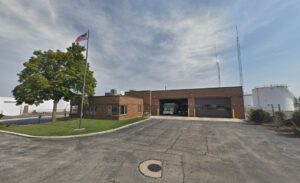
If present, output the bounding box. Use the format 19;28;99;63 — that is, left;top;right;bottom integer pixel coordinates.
6;0;297;96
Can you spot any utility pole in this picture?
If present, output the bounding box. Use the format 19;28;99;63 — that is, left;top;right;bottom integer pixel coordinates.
236;26;243;87
214;43;221;87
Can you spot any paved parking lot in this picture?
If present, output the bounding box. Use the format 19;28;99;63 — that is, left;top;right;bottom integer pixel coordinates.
0;118;300;183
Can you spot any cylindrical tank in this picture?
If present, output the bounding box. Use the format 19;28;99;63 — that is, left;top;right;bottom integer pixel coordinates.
252;85;295;112
243;94;253;108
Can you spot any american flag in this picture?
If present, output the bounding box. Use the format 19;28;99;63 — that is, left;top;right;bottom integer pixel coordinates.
75;32;88;42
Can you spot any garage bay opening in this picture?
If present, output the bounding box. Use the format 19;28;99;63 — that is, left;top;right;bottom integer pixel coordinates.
159;99;188;116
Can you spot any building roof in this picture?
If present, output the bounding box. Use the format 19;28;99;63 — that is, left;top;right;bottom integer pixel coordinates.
126;86;243;93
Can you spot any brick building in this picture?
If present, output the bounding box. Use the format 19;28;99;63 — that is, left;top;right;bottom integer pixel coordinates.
70;96;143;120
126;86;245;119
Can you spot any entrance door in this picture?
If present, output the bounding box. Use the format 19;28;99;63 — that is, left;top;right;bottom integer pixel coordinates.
195;98;232;118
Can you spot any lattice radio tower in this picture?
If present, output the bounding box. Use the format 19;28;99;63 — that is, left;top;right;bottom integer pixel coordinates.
214;43;221;87
236;25;243;87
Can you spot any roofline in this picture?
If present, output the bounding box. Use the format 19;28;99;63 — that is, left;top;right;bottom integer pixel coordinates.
88;95;142;99
126;86;243;93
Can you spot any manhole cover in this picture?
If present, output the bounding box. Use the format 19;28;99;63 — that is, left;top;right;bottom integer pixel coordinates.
148;164;162;172
139;160;162;178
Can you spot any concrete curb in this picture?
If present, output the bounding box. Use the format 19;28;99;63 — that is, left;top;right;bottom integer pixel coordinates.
0;118;150;139
150;116;246;123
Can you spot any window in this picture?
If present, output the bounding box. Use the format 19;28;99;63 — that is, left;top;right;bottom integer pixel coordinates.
108;105;127;115
198;104;230;111
108;104;119;115
94;105;97;115
86;104;97;115
86;106;90;115
138;105;142;112
71;105;78;114
120;105;127;115
108;105;112;115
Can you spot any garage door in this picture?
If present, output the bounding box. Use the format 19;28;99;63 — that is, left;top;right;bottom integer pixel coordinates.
195;98;232;118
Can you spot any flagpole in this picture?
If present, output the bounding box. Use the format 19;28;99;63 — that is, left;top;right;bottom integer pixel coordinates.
79;29;89;129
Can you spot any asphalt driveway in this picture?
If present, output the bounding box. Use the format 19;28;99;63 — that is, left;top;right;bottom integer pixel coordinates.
0;118;299;183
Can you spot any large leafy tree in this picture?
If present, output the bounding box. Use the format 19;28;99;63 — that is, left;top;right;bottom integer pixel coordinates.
12;43;97;122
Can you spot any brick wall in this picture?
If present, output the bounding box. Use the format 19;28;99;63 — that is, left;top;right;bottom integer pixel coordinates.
125;91;151;114
126;87;245;119
71;96;143;120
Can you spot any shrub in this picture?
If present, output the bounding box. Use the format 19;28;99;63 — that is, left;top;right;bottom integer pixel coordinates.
249;109;271;124
0;113;3;119
292;110;300;126
273;111;286;125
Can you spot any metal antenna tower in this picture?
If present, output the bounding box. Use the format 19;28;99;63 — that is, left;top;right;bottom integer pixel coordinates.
236;25;243;87
214;43;221;87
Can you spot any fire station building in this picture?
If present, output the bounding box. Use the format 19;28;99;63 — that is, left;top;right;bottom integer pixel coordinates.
125;86;245;119
71;86;245;120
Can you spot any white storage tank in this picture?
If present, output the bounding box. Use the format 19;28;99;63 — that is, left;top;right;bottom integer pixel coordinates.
243;93;253;108
252;85;295;112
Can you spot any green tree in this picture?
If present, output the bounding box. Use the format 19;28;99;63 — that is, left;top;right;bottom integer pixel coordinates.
12;43;97;122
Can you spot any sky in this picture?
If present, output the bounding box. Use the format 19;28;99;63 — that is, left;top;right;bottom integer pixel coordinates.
0;0;299;97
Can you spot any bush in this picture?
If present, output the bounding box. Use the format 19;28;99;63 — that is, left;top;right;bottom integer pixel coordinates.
0;113;3;119
273;111;286;125
249;109;271;124
292;110;300;126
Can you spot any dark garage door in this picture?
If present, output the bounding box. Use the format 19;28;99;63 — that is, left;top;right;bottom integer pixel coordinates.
195;98;232;118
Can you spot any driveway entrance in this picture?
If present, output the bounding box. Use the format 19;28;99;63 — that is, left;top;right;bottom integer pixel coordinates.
0;119;299;183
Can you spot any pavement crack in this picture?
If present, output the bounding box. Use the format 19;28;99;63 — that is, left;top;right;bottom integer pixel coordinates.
165;131;183;153
205;136;209;155
180;154;186;183
106;159;126;183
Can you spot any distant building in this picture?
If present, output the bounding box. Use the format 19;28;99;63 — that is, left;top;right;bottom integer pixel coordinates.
0;97;70;116
0;97;22;116
252;85;295;112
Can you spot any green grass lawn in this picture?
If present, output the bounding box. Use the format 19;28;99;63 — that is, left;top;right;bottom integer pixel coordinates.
0;117;145;136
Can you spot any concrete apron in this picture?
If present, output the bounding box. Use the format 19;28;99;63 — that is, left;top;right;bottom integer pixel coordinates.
150;115;245;123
